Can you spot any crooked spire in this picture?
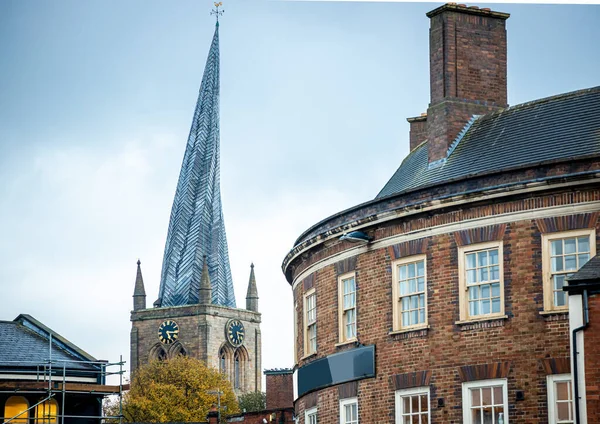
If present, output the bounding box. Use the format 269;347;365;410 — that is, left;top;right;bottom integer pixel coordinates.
157;22;236;308
246;263;259;312
133;259;147;311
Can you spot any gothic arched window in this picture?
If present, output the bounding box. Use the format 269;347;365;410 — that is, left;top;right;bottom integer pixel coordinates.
170;342;187;358
234;353;240;389
220;351;227;374
233;346;248;390
218;345;232;377
149;343;168;362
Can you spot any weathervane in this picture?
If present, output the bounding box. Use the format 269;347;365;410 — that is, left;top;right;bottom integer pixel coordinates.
211;2;224;24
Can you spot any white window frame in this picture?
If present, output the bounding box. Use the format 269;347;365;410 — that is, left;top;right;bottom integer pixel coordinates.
462;379;509;424
303;288;317;356
395;386;430;424
305;406;317;424
542;229;596;312
338;272;357;343
339;397;358;424
392;255;427;331
458;241;505;322
547;374;574;424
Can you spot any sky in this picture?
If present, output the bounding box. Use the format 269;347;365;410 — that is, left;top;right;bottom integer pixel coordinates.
0;0;599;384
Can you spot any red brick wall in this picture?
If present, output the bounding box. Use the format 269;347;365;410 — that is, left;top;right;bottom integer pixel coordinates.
290;195;600;423
426;5;509;162
223;409;294;424
584;293;600;422
266;373;293;409
428;6;508;106
407;116;427;151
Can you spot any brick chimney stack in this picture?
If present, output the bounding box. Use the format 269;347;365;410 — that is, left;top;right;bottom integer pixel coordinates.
407;114;428;151
265;369;293;410
425;3;510;163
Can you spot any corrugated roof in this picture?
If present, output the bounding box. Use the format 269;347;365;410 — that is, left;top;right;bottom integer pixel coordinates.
377;86;600;199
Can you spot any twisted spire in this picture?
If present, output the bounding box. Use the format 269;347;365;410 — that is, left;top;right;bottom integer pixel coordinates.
157;22;236;308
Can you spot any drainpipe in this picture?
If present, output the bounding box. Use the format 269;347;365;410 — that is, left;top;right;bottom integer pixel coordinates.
572;289;589;424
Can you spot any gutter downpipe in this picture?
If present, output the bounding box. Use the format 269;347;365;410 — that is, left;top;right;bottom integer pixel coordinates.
573;289;589;424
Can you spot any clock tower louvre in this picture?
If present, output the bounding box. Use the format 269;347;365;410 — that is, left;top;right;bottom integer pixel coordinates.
129;14;261;394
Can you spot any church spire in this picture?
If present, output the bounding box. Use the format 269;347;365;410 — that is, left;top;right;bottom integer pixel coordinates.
246;263;259;312
157;18;236;308
133;259;146;311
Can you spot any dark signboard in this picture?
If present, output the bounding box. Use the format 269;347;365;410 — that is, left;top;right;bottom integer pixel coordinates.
296;345;375;398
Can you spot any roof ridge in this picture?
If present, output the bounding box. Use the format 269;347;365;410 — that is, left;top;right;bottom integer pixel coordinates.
482;85;600;120
13;321;84;361
14;314;97;362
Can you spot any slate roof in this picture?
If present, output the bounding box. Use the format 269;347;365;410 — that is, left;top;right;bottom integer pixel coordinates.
377;86;600;199
567;255;600;284
0;316;97;370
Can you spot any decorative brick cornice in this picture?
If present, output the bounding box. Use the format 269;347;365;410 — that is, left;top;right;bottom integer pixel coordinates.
535;212;598;233
458;362;511;382
303;274;315;291
388;239;428;260
338;381;358;399
391;370;432;390
540;357;571;375
334;257;357;276
454;224;507;246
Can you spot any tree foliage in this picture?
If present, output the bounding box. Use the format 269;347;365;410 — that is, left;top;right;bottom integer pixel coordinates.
116;356;239;422
238;391;266;413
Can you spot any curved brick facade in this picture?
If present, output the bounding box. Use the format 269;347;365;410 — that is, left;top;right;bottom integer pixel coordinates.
285;162;600;423
282;4;599;422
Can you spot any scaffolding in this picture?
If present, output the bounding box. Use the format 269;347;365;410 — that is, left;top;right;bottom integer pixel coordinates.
0;336;126;424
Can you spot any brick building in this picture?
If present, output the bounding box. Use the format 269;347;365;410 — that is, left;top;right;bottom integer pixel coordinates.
281;3;600;424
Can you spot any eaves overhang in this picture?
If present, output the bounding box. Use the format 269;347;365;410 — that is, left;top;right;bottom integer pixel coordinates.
282;161;600;285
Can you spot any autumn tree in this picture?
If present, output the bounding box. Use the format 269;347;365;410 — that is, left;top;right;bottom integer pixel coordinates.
117;356;239;422
238;391;266;413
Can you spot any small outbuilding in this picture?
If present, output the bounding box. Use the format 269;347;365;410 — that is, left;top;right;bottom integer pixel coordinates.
0;314;123;424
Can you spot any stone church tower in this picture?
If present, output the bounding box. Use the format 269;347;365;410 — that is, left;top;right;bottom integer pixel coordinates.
130;15;261;394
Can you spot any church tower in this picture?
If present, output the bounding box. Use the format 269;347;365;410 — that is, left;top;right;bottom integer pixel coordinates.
130;6;261;394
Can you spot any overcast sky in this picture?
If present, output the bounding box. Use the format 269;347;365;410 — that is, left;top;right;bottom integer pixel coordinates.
1;0;599;382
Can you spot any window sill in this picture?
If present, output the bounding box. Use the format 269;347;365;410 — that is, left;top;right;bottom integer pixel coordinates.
335;338;358;348
300;352;318;362
455;315;508;325
539;310;568;316
389;325;430;336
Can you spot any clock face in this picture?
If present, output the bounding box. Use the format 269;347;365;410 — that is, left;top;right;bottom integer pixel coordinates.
158;320;179;345
225;319;245;347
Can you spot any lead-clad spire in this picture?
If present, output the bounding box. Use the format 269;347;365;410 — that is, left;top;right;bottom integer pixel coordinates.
157;22;236;308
